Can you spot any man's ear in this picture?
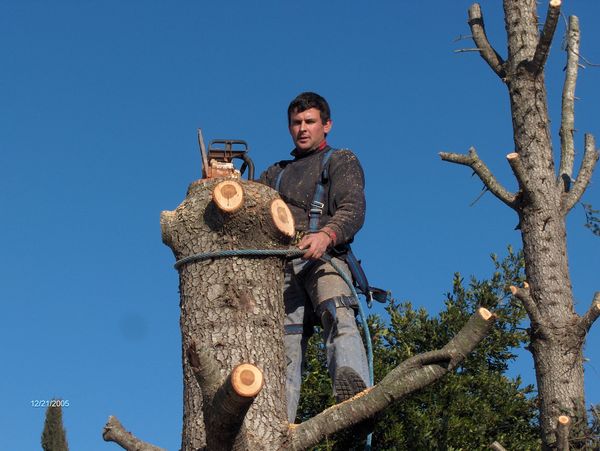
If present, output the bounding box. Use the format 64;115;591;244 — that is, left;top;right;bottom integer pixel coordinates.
324;119;332;134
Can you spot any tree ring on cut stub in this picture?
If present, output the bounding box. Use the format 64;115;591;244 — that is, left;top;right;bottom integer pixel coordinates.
270;198;295;238
212;180;244;213
231;363;263;398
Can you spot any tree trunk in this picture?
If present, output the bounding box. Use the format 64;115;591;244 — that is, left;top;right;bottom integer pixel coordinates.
441;1;599;448
504;2;588;446
161;178;293;450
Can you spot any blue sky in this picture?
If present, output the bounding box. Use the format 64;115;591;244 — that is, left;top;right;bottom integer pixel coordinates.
1;1;598;449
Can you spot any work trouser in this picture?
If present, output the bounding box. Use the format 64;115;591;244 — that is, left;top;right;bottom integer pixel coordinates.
283;256;370;423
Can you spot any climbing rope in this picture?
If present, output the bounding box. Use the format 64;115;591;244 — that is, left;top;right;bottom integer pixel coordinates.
174;247;374;449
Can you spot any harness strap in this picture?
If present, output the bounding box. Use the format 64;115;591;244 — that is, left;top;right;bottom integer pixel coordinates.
284;324;304;335
275;164;286;192
309;148;336;231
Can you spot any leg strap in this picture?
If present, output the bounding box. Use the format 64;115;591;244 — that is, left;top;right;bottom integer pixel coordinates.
315;295;357;324
284;324;305;335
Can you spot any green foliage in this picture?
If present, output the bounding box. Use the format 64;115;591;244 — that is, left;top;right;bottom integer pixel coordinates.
583;203;600;236
41;403;69;451
297;248;541;450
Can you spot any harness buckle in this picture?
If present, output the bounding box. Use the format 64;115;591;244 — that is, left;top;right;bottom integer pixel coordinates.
309;200;325;216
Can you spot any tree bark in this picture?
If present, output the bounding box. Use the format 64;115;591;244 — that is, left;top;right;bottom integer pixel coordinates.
442;2;600;449
161;178;292;450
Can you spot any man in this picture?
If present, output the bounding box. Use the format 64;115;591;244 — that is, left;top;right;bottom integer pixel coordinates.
260;92;370;423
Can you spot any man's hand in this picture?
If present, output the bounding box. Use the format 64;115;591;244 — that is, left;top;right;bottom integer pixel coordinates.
298;232;332;260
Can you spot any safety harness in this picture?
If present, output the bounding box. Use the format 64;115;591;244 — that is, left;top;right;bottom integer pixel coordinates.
276;147;390;307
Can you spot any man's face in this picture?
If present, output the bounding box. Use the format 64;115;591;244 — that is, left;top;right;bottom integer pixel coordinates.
288;107;332;152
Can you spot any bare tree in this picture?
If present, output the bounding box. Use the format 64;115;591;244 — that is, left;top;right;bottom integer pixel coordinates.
103;178;495;450
440;1;599;448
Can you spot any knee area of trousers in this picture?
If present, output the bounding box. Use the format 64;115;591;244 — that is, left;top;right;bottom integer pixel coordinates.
316;296;357;325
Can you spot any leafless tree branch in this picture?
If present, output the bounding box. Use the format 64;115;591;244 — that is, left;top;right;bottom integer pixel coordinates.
530;0;562;75
102;416;166;451
287;309;494;451
564;134;599;212
580;292;600;334
467;3;506;79
453;33;474;42
454;48;484;54
439;147;517;209
559;15;580;189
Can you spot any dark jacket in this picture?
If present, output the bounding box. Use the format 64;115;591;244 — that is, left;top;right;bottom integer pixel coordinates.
259;145;366;245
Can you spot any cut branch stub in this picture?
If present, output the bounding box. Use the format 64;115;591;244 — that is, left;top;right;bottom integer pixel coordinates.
556;415;570;451
530;0;562;74
489;441;508;451
231;363;264;398
478;307;492;320
206;363;266;450
506;152;528;191
213;180;244;213
270;199;295;238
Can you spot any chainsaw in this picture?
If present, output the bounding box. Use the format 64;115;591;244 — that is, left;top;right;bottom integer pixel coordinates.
197;129;255;180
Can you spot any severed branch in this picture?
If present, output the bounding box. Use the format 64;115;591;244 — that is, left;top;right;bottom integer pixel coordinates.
579;292;600;334
555;415;571;451
439;147;517;209
467;3;506;79
510;283;543;328
187;340;264;450
563;134;599;213
288;308;494;450
506;152;529;190
102;416;166;451
558;15;580;189
530;0;562;75
489;441;508;451
205;364;264;451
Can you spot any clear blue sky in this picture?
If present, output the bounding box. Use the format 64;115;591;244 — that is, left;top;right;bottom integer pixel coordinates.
1;1;598;449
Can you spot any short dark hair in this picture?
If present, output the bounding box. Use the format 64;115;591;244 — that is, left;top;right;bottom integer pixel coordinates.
287;92;331;125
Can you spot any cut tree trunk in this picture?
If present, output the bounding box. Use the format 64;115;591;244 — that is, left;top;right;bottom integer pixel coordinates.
161;178;294;450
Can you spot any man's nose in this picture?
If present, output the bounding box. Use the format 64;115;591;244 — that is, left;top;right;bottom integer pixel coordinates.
299;121;307;131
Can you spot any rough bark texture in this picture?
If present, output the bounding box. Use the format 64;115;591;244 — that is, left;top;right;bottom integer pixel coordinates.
442;2;599;449
161;178;291;450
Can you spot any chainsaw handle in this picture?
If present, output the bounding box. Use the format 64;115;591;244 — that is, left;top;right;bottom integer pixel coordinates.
237;153;255;180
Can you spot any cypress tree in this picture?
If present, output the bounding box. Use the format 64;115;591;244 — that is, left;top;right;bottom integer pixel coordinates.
41;402;69;451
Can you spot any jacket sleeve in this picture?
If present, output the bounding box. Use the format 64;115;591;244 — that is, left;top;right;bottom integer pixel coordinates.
324;150;366;244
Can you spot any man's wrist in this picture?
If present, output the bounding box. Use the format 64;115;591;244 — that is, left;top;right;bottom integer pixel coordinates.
319;227;337;246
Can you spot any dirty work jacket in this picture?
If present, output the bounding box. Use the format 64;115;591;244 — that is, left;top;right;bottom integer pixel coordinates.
259;145;366;246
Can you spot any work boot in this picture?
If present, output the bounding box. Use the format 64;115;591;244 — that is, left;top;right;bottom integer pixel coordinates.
334;367;373;450
334;366;367;402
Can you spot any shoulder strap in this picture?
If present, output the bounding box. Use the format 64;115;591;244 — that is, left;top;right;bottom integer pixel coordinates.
308;148;336;231
275;164;287;192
